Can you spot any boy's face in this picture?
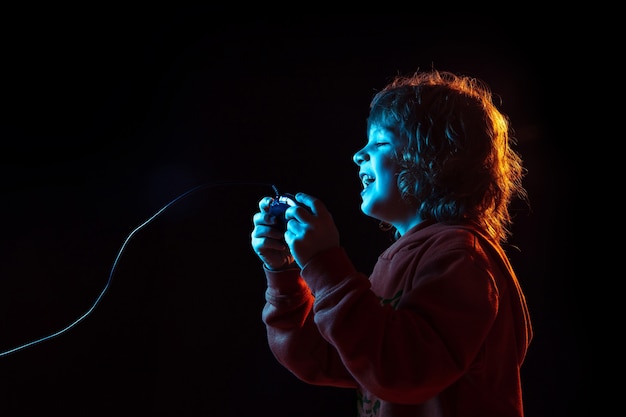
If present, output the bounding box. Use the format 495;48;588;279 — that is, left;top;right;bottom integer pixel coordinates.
353;124;411;227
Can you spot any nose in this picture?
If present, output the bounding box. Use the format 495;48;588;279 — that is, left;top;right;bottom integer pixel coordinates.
353;147;368;165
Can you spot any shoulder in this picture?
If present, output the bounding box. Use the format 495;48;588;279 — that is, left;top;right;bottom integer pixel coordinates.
393;221;491;252
384;221;506;269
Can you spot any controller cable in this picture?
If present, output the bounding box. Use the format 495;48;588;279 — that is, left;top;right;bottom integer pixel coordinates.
0;180;276;358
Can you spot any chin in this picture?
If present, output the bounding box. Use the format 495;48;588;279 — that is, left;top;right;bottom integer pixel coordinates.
360;200;371;216
360;200;377;219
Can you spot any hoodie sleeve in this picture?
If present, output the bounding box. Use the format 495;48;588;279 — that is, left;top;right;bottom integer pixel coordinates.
262;263;359;387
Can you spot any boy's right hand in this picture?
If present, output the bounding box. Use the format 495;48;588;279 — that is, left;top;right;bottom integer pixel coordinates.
250;196;297;270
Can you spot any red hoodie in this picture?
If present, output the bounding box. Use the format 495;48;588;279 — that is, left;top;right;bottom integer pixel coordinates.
262;220;533;417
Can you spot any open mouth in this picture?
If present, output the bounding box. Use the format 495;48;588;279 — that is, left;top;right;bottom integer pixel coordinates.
360;173;374;189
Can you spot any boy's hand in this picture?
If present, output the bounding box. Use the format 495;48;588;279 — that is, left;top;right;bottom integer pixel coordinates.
251;197;296;270
283;193;340;269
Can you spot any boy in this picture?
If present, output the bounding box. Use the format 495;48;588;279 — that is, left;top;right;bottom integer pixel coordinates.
251;69;533;417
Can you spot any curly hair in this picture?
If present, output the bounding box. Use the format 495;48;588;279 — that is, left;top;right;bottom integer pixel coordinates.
367;70;527;243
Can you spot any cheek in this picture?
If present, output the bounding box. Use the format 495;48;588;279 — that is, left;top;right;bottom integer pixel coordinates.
376;172;397;192
377;159;401;188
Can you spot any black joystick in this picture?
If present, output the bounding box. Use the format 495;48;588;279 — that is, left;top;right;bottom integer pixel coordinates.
269;186;308;230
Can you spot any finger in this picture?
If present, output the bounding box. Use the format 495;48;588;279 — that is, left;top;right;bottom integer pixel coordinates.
293;192;314;207
284;205;311;226
258;196;273;212
252;224;285;241
253;210;281;229
294;192;324;216
252;235;288;252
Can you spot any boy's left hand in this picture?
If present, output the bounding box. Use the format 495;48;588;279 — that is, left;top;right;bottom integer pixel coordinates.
283;192;340;269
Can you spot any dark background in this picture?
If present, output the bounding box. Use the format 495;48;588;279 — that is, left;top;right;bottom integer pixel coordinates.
1;10;584;416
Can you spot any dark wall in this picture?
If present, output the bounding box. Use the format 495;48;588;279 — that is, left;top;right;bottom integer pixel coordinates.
1;10;583;416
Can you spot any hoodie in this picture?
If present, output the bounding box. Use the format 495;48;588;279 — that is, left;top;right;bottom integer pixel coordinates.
262;220;532;417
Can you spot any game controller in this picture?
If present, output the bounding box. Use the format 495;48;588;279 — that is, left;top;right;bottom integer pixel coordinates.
269;190;308;230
